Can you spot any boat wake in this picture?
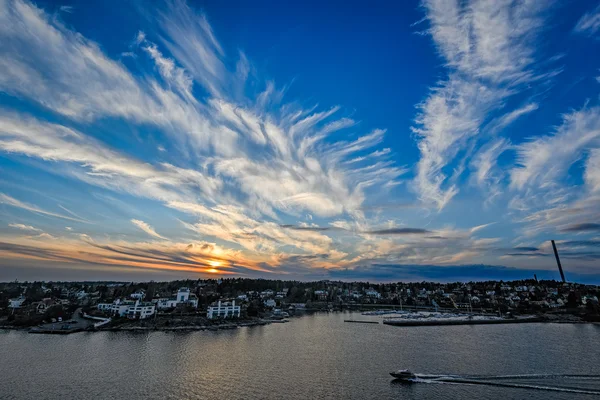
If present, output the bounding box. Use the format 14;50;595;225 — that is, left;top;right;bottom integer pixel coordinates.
407;373;600;395
461;373;600;380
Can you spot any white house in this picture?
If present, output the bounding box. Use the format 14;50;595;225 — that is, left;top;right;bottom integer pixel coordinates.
154;287;198;310
264;299;276;308
97;299;155;319
98;299;155;319
365;289;381;299
75;290;88;300
125;301;156;320
156;298;178;310
8;297;26;309
130;289;146;300
207;300;240;319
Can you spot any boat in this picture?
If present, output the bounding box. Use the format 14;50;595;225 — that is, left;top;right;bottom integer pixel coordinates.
389;369;416;380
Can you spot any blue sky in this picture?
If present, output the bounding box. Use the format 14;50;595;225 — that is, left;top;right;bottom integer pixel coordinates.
1;0;600;282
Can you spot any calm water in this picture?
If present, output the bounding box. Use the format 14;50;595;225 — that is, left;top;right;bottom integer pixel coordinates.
1;312;599;399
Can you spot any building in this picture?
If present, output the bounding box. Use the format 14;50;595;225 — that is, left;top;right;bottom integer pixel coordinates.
125;301;156;320
130;289;146;300
8;297;26;309
314;290;328;300
97;302;112;311
365;289;381;299
155;287;199;310
264;299;276;308
97;299;156;319
32;298;56;314
207;300;240;319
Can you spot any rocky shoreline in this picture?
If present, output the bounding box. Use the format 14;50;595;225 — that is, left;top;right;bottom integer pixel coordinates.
0;318;288;333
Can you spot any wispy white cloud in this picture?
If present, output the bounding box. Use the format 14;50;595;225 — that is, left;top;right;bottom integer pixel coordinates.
470;137;512;203
574;4;600;36
3;0;598;278
510;106;600;191
488;103;539;135
0;193;86;222
131;219;167;240
412;0;553;210
470;222;495;234
8;223;41;232
0;0;402;224
584;148;600;193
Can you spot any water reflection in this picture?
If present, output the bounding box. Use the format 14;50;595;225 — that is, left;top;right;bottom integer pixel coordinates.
0;312;599;399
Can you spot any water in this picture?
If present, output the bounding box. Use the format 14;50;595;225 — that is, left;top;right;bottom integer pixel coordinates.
1;312;599;399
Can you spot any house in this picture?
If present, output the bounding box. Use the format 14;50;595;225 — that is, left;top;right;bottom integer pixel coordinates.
98;299;155;319
155;287;198;310
207;300;240;319
260;290;274;298
264;299;276;308
237;294;248;301
125;301;156;320
97;302;112;312
33;298;56;314
314;290;328;300
8;297;26;309
75;290;88;300
130;289;146;300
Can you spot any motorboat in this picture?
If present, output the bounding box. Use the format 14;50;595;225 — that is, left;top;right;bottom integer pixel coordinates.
390;369;416;380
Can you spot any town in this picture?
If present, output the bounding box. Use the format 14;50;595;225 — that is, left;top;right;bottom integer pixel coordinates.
1;278;598;332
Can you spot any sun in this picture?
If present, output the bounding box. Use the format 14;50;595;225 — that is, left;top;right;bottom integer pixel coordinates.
208;260;222;267
206;268;219;274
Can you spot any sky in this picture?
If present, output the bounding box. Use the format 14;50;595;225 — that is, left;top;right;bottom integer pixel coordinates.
1;0;600;283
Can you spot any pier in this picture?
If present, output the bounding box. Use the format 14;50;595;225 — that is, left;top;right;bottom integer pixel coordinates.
383;317;543;327
344;319;379;324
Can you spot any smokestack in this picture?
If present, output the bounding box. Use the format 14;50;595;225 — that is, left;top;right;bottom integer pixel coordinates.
551;240;566;283
534;274;538;283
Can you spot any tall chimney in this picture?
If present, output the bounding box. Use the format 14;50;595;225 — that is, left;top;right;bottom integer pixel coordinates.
551;240;566;283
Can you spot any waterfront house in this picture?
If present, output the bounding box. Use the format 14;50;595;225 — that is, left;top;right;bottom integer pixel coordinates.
126;301;156;319
130;289;146;300
8;296;26;309
155;287;198;310
98;298;155;319
207;300;240;319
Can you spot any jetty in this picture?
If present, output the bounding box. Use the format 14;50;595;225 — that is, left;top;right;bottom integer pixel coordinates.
383;316;543;327
344;319;379;324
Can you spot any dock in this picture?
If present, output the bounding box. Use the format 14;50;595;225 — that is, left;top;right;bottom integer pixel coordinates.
29;327;83;334
344;320;379;324
383;317;543;327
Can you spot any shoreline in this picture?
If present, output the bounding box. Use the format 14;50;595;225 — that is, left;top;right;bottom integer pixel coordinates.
0;318;285;333
1;313;596;333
